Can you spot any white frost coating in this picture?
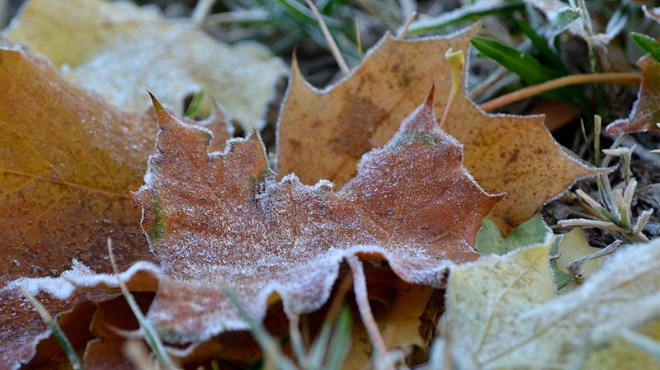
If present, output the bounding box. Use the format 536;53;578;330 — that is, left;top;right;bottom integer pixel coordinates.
445;238;660;369
2;261;163;300
3;0;287;131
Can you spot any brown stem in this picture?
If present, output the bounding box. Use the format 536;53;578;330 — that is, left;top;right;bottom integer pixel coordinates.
479;73;641;112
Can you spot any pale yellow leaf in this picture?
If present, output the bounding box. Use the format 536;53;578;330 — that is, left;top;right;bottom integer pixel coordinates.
443;238;660;369
555;228;606;292
3;0;286;130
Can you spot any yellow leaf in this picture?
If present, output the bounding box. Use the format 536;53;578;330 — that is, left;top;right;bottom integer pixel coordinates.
3;0;286;130
443;238;660;369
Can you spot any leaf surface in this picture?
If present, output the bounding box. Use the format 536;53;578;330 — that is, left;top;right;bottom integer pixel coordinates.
3;0;286;130
443;238;660;369
607;55;660;134
277;29;596;234
135;96;501;342
475;214;550;255
0;44;229;369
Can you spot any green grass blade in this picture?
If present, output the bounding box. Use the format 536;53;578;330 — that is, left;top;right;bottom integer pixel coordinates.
20;287;84;370
184;90;205;118
545;7;580;39
515;19;566;72
307;317;334;367
223;286;299;370
632;32;660;62
325;307;352;370
470;36;563;85
407;1;525;35
108;240;178;370
275;0;343;30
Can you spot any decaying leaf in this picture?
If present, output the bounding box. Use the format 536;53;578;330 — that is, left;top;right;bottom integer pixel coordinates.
475;214;551;255
443;238;660;369
134;94;501;343
0;43;230;369
277;28;596;235
607;55;660;134
3;0;287;130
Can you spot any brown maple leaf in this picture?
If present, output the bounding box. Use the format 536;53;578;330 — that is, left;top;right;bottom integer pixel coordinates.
134;92;501;343
0;44;230;369
606;55;660;134
277;28;597;234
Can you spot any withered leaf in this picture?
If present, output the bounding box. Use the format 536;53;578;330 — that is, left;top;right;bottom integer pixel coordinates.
0;43;229;369
4;0;286;130
135;95;501;342
607;55;660;134
442;239;660;369
277;29;596;234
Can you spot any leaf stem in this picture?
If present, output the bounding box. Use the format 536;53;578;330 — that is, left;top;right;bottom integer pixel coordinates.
479;73;640;112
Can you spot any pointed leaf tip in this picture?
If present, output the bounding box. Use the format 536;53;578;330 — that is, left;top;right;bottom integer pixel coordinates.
148;93;176;130
425;84;436;108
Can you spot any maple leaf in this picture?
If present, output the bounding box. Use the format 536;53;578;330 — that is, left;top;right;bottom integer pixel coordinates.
475;214;551;255
607;55;660;134
277;28;596;235
442;238;660;369
0;44;230;369
3;0;287;131
133;93;501;343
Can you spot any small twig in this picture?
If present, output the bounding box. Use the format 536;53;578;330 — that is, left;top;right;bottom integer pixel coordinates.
346;255;393;370
479;73;640;112
566;240;623;281
396;11;417;40
304;0;350;75
191;0;217;26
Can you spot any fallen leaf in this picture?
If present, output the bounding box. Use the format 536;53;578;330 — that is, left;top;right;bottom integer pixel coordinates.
607;55;660;134
554;227;606;292
475;213;551;255
277;28;596;235
443;238;660;369
3;0;287;130
134;95;501;343
0;42;230;369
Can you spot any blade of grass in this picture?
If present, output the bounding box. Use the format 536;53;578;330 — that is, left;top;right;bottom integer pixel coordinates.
223;286;298;370
184;90;205;118
275;0;343;30
406;1;525;35
19;287;83;370
324;307;352;370
471;36;564;85
632;32;660;62
107;239;178;370
515;19;566;72
304;0;349;75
